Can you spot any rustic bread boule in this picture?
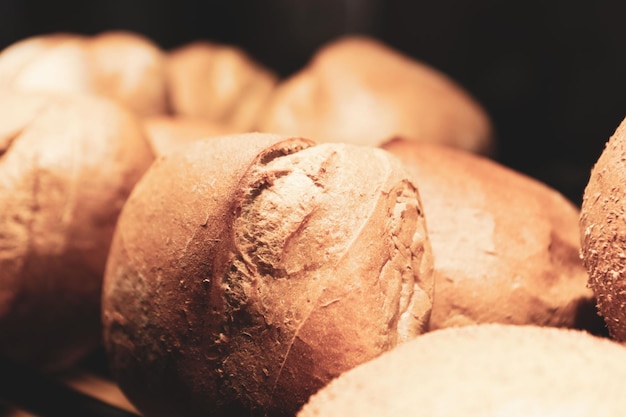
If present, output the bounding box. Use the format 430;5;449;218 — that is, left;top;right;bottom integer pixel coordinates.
382;138;598;332
102;133;434;417
0;90;154;370
258;36;494;154
0;31;168;116
299;324;626;417
581;116;626;341
166;41;278;130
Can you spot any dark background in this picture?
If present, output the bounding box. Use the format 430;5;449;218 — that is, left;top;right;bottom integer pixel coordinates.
1;0;625;206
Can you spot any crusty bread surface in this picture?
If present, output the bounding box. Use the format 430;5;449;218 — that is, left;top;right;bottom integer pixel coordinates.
166;41;277;130
581;116;626;341
258;36;494;154
102;133;434;417
382;138;597;332
299;324;626;417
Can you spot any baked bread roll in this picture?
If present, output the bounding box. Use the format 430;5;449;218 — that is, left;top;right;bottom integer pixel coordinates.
102;133;434;417
382;138;597;331
258;36;494;155
581;116;626;341
0;31;167;116
143;115;238;156
299;324;626;417
0;90;154;370
166;41;278;130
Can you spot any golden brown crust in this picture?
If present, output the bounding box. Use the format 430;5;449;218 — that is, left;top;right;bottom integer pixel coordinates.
581;117;626;340
0;91;154;370
0;31;168;116
258;36;494;155
102;133;433;417
299;324;626;417
382;138;596;331
166;41;278;130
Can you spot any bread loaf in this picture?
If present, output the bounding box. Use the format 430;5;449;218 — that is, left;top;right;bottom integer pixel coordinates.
382;138;597;332
258;36;494;154
0;90;154;370
581;116;626;341
102;133;434;417
166;41;278;130
0;31;168;116
299;324;626;417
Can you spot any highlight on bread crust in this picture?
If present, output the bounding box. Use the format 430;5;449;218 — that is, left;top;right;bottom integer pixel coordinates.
299;324;626;417
382;138;598;332
166;41;278;130
102;133;434;417
0;31;168;116
258;36;494;155
0;90;154;370
581;116;626;341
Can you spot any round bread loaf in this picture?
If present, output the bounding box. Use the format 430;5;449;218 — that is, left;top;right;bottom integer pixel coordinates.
102;133;434;417
166;41;278;130
581;116;626;341
382;138;598;332
0;91;154;370
299;324;626;417
258;36;494;155
143;115;238;156
0;31;167;116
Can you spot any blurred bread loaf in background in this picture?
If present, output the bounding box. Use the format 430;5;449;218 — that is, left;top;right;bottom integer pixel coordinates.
258;36;494;155
0;31;168;116
382;138;601;333
102;133;434;417
165;41;278;131
0;90;154;370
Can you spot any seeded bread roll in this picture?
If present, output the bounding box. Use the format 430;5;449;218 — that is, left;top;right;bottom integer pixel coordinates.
258;36;494;155
143;115;238;156
0;91;154;370
102;133;434;417
166;41;278;130
0;31;168;116
581;116;626;341
382;138;597;332
299;324;626;417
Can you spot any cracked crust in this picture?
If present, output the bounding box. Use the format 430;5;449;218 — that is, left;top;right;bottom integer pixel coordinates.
0;91;154;370
102;134;433;417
